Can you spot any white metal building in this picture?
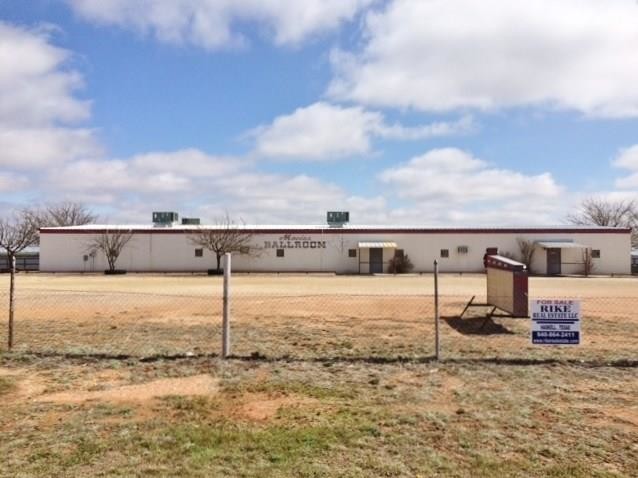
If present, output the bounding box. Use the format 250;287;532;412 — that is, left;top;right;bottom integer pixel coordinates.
39;214;632;275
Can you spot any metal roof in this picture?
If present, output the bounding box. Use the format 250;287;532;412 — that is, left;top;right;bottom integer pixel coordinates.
485;255;526;271
536;241;588;249
40;224;631;234
488;255;526;267
358;241;398;248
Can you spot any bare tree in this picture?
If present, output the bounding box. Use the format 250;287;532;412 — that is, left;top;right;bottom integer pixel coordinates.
188;214;254;273
23;202;97;245
24;201;97;227
0;216;39;260
0;214;39;349
567;197;638;247
516;238;536;274
44;201;97;226
86;229;134;273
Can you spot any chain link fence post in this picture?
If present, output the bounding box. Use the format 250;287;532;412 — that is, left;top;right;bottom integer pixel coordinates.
434;259;440;360
8;255;16;351
222;252;231;358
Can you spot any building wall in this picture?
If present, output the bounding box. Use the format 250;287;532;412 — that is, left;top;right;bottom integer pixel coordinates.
39;229;632;275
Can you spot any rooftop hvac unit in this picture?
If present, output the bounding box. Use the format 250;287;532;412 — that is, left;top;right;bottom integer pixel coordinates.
152;211;179;226
182;217;200;225
327;211;349;227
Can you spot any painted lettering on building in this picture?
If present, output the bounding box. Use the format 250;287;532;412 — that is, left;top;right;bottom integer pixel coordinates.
264;234;326;249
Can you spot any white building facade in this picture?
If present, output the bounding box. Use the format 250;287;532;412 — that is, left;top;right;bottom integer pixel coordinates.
39;224;632;275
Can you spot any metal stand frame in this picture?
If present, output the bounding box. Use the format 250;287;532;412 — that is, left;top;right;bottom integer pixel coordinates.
460;295;516;329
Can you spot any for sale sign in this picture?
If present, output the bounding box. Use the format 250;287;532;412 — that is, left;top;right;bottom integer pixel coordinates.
530;299;581;345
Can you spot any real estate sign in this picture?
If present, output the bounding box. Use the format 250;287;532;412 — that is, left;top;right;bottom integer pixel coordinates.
530;299;581;345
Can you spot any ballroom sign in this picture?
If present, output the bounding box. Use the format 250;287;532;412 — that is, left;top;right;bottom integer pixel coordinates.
264;234;326;249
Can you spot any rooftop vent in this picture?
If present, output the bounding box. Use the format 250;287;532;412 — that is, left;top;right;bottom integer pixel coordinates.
327;211;349;227
152;211;179;227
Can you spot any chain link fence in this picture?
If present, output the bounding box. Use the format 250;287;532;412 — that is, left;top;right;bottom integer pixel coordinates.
229;291;638;362
0;273;637;362
0;286;221;356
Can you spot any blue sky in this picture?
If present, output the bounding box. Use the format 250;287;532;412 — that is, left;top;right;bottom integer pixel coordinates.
1;0;637;225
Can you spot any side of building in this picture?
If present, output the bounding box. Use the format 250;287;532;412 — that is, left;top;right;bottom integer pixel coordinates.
39;226;632;275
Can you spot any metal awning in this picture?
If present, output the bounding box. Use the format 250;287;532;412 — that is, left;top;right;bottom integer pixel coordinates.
358;241;398;248
536;241;588;249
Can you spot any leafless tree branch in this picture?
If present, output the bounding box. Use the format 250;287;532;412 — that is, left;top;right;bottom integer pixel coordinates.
567;197;638;247
23;202;97;245
86;229;134;273
516;238;536;274
188;213;255;272
0;215;39;258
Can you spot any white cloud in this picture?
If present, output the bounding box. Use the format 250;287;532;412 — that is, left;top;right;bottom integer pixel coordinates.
0;128;101;169
128;149;241;178
19;142;594;227
613;145;638;171
251;102;473;160
0;173;30;193
379;148;562;204
376;115;474;141
0;23;89;127
68;0;374;48
33;143;392;224
0;22;100;174
251;102;379;159
48;149;245;195
613;145;638;189
199;174;389;225
329;0;638;117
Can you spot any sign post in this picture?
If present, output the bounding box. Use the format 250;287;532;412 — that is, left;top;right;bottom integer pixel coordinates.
530;299;581;345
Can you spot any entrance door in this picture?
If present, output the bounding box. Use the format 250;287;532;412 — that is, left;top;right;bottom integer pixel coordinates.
547;248;561;275
369;248;383;274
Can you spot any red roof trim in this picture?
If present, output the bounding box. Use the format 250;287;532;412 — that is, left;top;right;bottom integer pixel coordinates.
39;227;632;235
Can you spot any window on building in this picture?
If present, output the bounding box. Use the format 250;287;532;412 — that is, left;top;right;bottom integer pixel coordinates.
239;246;250;254
276;249;284;257
457;245;469;254
194;248;203;257
440;249;449;258
348;249;357;258
591;249;601;258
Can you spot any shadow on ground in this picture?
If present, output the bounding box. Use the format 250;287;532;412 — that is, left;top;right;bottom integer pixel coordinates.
443;316;514;335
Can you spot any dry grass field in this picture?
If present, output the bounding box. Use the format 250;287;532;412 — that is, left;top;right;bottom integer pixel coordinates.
0;273;637;361
0;273;637;476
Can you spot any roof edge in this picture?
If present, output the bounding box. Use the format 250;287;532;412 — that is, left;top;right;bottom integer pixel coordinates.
39;226;633;235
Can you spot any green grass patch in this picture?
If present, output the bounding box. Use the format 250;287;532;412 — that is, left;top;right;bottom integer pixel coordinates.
1;359;637;477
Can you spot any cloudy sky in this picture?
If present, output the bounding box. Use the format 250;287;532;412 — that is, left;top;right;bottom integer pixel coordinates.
1;0;637;225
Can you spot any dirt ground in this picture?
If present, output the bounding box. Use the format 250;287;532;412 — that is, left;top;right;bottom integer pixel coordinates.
0;274;637;476
0;355;636;477
2;271;638;296
0;273;637;361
